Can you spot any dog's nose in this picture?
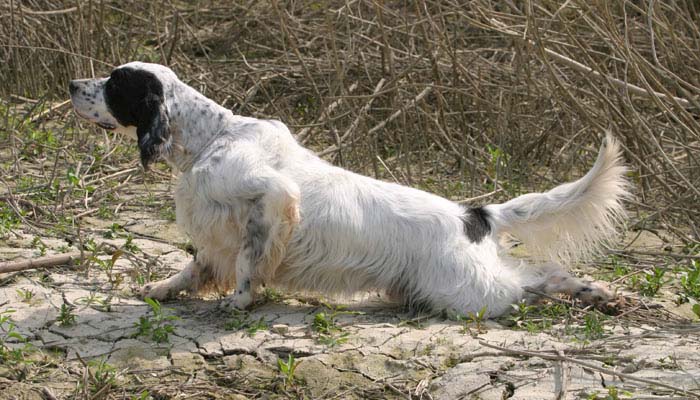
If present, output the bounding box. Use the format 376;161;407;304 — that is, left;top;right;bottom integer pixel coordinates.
69;80;79;96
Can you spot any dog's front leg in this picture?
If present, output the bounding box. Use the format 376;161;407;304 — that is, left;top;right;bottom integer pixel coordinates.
219;174;300;310
140;259;199;300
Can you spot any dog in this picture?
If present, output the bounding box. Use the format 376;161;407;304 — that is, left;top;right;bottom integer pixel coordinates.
69;62;628;317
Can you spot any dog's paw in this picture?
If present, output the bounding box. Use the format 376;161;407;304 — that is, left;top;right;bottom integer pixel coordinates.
573;281;615;305
219;291;253;311
139;281;174;301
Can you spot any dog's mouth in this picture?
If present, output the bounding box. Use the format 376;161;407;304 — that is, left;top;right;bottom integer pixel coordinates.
96;121;116;130
73;108;116;131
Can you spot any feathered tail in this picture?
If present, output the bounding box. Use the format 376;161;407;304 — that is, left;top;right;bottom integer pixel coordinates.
484;134;630;262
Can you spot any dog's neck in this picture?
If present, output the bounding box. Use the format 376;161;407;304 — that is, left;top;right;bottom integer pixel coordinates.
162;82;237;172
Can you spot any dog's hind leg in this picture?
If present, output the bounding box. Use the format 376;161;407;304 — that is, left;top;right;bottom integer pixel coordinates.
525;264;614;305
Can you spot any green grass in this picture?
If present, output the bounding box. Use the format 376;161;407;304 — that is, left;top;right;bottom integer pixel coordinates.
132;298;180;344
311;303;358;347
224;310;268;337
15;288;36;304
458;305;488;335
76;292;113;312
277;353;301;388
57;304;77;327
0;309;35;379
638;267;667;297
0;203;22;238
581;311;607;340
679;261;700;302
86;357;118;395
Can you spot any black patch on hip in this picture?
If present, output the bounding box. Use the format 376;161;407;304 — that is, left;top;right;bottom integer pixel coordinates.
462;207;491;243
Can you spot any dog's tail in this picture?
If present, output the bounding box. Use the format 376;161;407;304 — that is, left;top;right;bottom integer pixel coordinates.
484;134;629;262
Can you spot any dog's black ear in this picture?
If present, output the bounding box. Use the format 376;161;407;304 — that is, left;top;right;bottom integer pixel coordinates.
136;92;170;169
105;67;172;169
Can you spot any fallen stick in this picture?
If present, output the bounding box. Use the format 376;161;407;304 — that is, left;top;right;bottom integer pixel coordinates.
0;251;83;274
479;341;699;398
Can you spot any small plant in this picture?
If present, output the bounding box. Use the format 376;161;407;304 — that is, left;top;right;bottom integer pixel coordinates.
277;353;301;387
224;310;268;336
123;234;140;252
317;331;350;347
16;288;36;304
131;390;153;400
0;309;34;375
311;303;357;347
524;319;553;334
133;297;180;343
459;305;488;334
30;236;47;256
76;292;112;312
57;303;77;326
312;310;340;336
160;206;177;222
91;250;123;288
0;203;21;238
604;256;630;282
691;304;700;319
87;357;118;395
261;287;283;303
587;385;633;400
102;223;123;239
508;301;535;327
638;267;666;297
679;261;700;302
582;311;606;340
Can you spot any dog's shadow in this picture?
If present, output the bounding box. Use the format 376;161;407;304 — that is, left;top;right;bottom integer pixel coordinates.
160;293;466;360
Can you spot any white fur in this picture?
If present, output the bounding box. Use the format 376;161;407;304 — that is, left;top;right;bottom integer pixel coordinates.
486;134;629;262
70;62;629;317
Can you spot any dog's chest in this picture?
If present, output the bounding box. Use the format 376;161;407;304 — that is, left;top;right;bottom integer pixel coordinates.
173;174;246;250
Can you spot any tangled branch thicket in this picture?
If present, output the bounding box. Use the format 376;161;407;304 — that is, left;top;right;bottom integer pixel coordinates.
1;1;698;243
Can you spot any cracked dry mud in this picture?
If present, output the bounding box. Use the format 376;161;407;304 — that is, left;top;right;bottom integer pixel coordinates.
1;213;699;399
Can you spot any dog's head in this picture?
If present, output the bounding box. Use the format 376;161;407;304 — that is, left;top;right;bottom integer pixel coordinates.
69;62;176;168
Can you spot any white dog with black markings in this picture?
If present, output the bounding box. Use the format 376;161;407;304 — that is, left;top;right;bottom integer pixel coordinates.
69;62;628;317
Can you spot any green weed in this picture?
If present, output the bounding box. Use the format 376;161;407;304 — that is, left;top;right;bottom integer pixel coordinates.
97;204;115;219
160;206;176;222
638;267;667;297
692;304;700;319
87;357;118;395
508;301;536;327
16;288;36;304
581;311;606;340
30;236;47;256
224;310;268;336
261;287;283;303
0;203;21;238
679;261;700;302
587;385;633;399
0;309;35;378
102;223;123;239
311;303;357;347
123;234;140;252
90;250;123;288
131;390;153;400
76;292;112;312
459;305;488;334
277;353;301;387
57;304;77;326
133;297;179;344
